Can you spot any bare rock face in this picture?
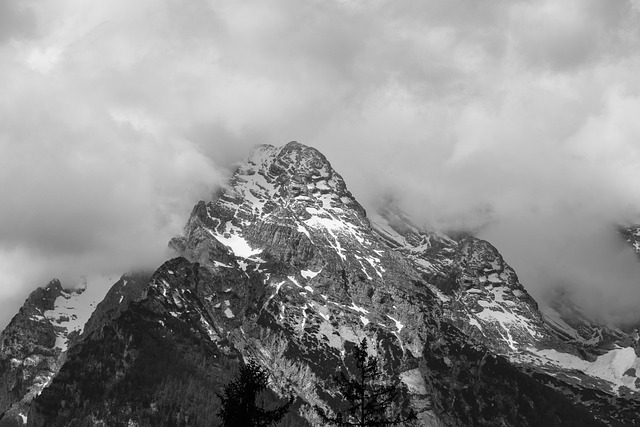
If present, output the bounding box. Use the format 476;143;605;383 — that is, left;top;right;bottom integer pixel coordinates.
622;225;640;256
370;208;640;424
442;237;549;354
80;272;152;338
4;141;640;425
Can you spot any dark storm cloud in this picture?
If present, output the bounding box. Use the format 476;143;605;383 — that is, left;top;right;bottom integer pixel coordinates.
2;0;640;328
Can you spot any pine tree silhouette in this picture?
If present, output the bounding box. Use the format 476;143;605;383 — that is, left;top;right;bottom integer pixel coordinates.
218;360;292;427
315;338;417;426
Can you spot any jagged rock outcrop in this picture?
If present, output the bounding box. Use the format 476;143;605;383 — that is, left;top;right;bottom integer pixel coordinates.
622;225;640;256
372;206;640;424
0;280;86;425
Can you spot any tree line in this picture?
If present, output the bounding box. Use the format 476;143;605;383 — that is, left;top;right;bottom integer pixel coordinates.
218;338;417;426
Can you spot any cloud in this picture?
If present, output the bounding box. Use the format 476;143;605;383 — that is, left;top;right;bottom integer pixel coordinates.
507;0;633;71
2;0;640;328
0;1;36;44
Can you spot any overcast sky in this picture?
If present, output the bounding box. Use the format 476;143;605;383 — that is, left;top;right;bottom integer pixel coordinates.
2;0;640;329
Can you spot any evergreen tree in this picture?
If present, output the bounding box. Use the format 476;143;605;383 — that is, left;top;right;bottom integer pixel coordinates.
218;360;292;427
316;338;417;426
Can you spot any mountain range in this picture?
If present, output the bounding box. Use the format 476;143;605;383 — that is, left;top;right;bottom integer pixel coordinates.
1;141;640;426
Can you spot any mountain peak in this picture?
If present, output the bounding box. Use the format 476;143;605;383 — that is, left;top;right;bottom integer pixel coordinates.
236;140;356;210
252;140;326;167
174;141;369;265
44;279;63;293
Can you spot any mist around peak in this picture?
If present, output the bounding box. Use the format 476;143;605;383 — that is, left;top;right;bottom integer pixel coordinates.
2;0;640;329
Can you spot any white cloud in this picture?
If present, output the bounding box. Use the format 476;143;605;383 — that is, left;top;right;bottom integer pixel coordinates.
2;0;640;327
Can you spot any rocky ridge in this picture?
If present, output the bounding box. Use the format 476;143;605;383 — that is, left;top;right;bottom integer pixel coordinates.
373;211;640;423
0;280;94;425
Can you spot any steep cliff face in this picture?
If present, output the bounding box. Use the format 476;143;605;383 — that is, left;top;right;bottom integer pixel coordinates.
30;259;246;426
368;204;640;425
0;281;61;425
369;211;549;355
4;141;640;425
0;279;101;425
80;272;152;338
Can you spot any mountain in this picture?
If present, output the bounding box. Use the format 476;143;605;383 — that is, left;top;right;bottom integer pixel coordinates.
2;141;640;426
0;276;112;425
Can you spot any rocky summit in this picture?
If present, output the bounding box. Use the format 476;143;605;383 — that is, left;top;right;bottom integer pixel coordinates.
2;141;640;426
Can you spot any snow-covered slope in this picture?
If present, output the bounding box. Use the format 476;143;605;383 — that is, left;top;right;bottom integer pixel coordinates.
38;277;113;352
370;207;550;352
0;276;114;425
370;205;640;407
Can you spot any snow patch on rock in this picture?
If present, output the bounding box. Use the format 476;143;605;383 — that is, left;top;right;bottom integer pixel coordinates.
528;347;640;393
